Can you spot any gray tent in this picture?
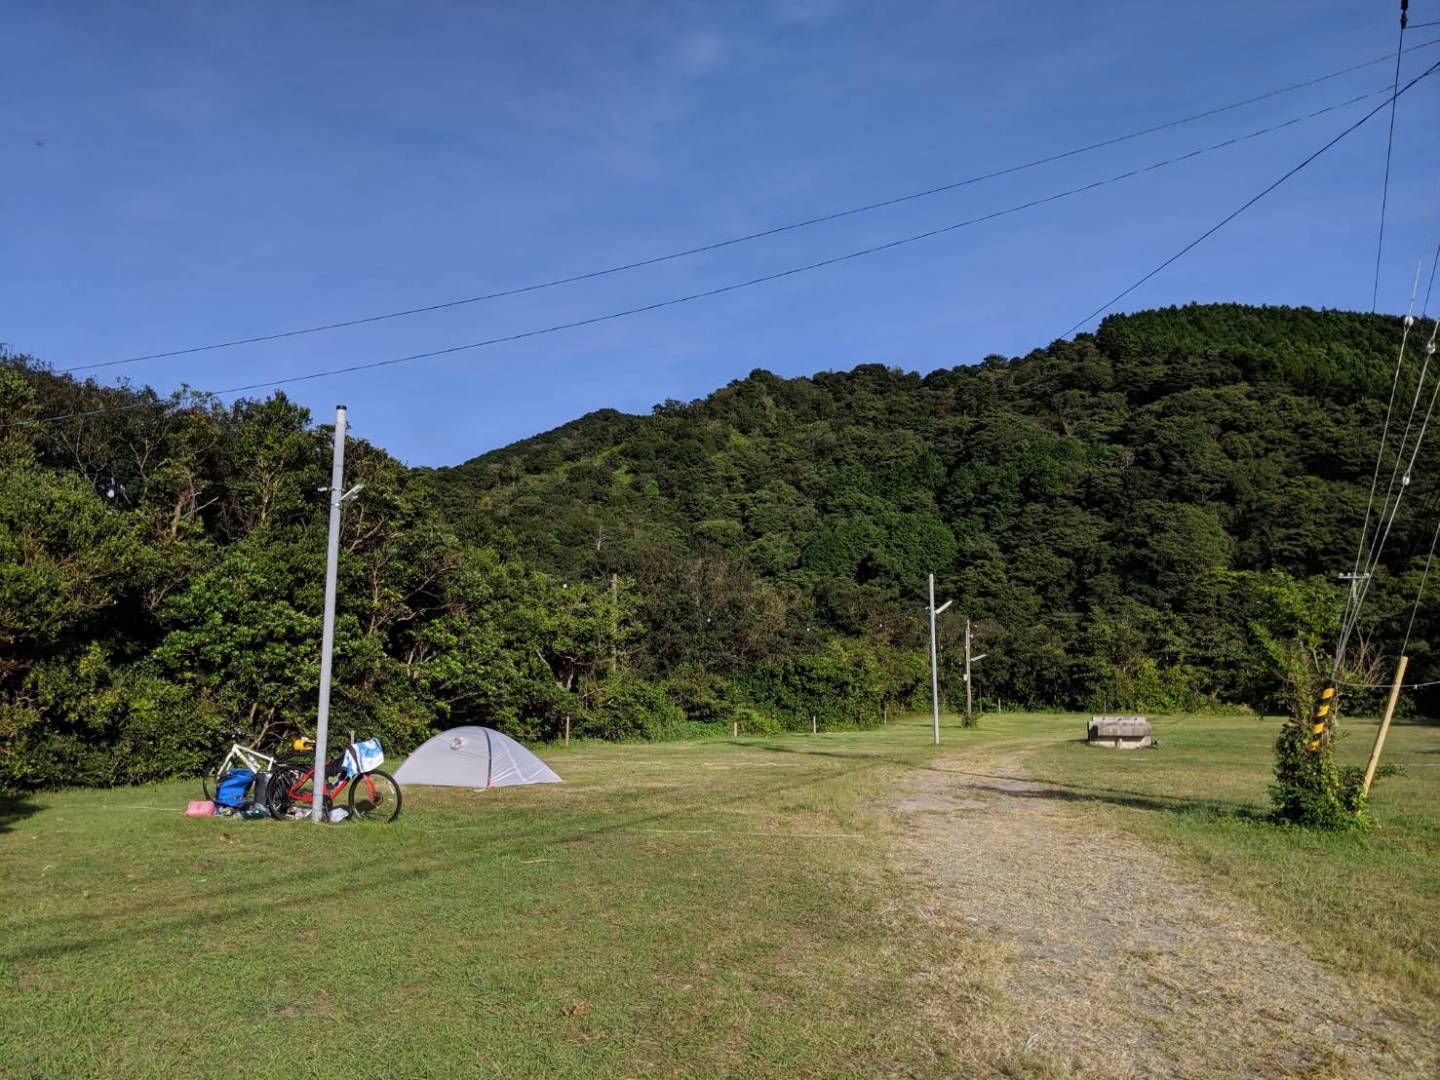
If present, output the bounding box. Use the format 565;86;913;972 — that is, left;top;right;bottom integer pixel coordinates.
393;726;562;789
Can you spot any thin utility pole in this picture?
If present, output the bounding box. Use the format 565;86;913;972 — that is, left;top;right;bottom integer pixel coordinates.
928;574;952;746
312;406;348;823
961;620;987;728
964;617;973;723
929;575;940;745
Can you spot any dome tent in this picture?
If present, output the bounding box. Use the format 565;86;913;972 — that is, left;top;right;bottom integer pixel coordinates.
394;726;562;789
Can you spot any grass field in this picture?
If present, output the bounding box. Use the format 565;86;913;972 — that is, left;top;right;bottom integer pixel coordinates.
3;711;1438;1078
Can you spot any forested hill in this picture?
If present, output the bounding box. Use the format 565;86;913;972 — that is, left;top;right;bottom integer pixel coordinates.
3;302;1436;792
430;302;1437;707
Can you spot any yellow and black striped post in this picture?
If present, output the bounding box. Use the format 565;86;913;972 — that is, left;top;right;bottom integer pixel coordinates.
1307;683;1336;751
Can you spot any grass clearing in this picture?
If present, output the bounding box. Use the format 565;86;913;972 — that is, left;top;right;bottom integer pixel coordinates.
1;726;989;1079
3;711;1438;1077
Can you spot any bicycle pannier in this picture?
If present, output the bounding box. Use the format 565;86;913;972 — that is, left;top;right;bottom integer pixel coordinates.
215;768;255;808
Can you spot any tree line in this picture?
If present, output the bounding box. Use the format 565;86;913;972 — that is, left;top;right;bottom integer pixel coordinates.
3;303;1435;791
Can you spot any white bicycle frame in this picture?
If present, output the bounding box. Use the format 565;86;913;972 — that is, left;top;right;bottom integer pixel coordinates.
213;742;276;779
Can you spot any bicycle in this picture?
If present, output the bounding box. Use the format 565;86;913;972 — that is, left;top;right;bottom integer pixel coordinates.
266;739;402;823
201;730;277;803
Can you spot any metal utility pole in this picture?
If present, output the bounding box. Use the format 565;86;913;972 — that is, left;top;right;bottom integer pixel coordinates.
928;574;952;746
312;405;349;823
962;618;987;727
1335;571;1371;672
964;618;972;723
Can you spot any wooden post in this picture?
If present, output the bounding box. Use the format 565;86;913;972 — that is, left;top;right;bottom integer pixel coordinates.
563;715;571;748
812;714;817;735
1363;655;1408;796
883;702;888;725
732;720;738;739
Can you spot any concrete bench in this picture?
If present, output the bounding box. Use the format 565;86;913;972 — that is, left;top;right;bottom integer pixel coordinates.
1087;715;1152;749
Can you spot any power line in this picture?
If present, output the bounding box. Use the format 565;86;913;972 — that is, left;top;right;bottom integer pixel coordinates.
1423;169;1440;316
1337;313;1440;667
9;91;1385;431
1337;677;1440;688
1401;513;1440;655
1060;59;1440;340
1371;16;1408;311
1426;234;1440;316
1341;263;1425;661
1370;177;1440;665
55;37;1440;378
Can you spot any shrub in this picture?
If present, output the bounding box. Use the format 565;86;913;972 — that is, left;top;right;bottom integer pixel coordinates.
1270;719;1368;830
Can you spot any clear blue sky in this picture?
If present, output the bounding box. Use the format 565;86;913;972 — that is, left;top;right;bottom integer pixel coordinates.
5;1;1439;465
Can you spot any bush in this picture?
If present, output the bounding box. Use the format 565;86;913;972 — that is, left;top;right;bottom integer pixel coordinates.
578;677;687;741
1270;719;1368;830
0;654;226;793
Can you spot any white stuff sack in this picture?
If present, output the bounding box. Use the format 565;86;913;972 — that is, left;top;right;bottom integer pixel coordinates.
342;738;385;777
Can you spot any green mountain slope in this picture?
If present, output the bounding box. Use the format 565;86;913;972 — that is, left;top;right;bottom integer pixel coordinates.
3;302;1435;791
431;302;1438;709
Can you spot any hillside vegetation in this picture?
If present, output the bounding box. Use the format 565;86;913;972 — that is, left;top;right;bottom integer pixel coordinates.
3;303;1436;790
432;303;1438;710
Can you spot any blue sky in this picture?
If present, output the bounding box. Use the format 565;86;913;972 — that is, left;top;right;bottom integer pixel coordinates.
5;1;1439;465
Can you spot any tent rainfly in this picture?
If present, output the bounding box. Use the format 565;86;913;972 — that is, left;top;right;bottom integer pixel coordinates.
393;726;562;789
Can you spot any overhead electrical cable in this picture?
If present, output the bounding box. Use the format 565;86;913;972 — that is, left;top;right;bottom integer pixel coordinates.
1426;233;1440;315
1340;291;1440;656
1371;12;1409;311
1337;676;1440;688
54;38;1440;376
1422;168;1440;315
1340;262;1424;659
1060;58;1440;341
1344;168;1440;668
1337;313;1440;667
1400;513;1440;655
8;92;1389;431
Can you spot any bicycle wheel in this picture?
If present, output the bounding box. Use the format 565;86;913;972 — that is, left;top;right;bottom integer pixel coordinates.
348;770;402;823
201;762;225;803
266;766;299;819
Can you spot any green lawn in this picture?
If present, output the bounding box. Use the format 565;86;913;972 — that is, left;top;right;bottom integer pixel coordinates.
3;712;1438;1077
1;725;965;1079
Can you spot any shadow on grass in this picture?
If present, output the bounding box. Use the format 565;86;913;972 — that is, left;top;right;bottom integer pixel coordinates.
755;740;1266;823
958;779;1268;822
0;792;41;835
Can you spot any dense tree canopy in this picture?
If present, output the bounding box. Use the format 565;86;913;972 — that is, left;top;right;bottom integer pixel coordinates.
3;303;1437;791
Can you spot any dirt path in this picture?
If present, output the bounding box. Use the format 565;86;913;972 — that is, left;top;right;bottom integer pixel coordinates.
891;753;1434;1079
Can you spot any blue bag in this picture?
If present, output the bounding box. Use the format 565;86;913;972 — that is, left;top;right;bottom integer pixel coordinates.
215;769;255;808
